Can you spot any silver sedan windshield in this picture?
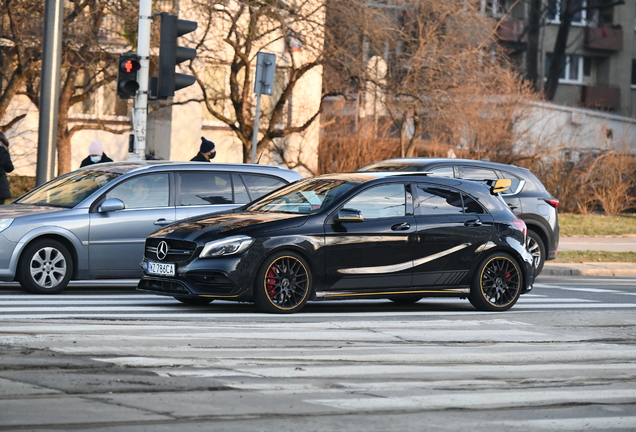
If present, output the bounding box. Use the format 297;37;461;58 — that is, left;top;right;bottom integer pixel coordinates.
15;170;122;208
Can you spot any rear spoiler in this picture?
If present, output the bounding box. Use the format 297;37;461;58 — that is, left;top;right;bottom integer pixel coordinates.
463;178;512;194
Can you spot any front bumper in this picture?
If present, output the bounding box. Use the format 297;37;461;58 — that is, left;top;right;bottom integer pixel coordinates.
137;256;252;299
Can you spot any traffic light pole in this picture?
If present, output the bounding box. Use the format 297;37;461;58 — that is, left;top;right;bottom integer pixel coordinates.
130;0;152;161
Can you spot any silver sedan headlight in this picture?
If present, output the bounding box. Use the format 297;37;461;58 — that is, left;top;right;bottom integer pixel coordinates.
199;235;254;258
0;218;14;233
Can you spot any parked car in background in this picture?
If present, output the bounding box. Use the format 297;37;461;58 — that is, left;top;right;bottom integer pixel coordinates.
138;172;534;313
0;162;302;294
358;158;559;275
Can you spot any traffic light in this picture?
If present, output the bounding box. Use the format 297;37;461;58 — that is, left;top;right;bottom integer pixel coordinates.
117;53;141;99
155;12;197;99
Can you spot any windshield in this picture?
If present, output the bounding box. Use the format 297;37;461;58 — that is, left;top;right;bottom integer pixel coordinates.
246;178;357;214
15;170;122;208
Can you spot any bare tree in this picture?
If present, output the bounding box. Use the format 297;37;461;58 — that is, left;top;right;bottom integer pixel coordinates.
188;0;325;165
1;0;140;174
322;0;536;169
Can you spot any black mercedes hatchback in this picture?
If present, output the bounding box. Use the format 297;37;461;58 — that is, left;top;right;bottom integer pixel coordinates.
138;173;535;313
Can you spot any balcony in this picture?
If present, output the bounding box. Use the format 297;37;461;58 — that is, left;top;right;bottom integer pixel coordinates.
580;85;620;111
584;26;623;51
496;18;528;43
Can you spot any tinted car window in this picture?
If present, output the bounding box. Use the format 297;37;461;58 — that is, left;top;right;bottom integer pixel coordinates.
414;185;464;215
460;166;499;180
179;172;233;205
499;171;523;195
345;183;406;219
243;174;287;200
106;174;169;209
461;193;485;214
428;166;454;178
232;174;250;203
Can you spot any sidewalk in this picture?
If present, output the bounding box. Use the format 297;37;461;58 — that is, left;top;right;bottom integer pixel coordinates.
543;262;636;277
544;236;636;277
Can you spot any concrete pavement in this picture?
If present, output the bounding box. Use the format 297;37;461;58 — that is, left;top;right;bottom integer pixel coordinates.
544;236;636;277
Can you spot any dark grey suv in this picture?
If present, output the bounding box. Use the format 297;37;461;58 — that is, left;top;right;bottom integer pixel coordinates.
359;158;559;275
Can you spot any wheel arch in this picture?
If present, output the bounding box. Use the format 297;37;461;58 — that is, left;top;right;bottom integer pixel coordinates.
14;232;82;281
255;244;319;296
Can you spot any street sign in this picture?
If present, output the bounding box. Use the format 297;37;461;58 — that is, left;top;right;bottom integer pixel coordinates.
254;52;276;96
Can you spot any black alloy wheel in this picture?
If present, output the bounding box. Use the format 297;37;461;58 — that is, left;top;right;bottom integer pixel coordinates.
17;239;73;294
254;251;311;314
173;296;214;305
526;230;546;275
469;252;522;312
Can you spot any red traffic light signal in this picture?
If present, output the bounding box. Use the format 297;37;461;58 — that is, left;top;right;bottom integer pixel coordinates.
117;53;141;99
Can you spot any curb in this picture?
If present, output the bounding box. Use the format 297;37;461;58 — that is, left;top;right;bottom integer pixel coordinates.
543;263;636;277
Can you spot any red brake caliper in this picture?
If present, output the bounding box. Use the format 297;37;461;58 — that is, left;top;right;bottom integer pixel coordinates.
266;267;277;297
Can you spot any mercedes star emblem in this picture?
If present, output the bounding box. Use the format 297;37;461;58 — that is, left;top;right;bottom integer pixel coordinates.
156;241;169;261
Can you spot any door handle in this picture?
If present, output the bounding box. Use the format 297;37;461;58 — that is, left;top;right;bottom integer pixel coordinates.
464;219;482;227
391;222;411;231
153;219;174;226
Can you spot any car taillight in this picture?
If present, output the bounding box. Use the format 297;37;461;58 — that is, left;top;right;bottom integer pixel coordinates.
512;218;527;237
545;199;560;208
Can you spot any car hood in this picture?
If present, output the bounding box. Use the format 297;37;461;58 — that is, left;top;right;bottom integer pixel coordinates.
153;211;309;242
0;203;68;219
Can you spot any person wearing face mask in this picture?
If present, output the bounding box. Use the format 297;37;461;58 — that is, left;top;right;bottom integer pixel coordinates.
80;139;113;168
190;137;216;162
0;132;15;205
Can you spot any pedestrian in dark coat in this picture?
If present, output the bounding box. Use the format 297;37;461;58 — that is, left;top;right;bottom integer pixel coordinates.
79;139;113;168
190;137;216;162
0;132;14;205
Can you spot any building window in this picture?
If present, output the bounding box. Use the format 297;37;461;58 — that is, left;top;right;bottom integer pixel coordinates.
480;0;507;18
548;0;587;25
631;60;636;88
545;53;592;84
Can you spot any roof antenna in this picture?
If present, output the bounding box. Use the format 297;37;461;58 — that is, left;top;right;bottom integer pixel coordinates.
256;149;264;164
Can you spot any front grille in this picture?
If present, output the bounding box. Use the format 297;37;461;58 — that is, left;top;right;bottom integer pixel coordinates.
185;272;235;293
138;278;190;295
145;238;197;263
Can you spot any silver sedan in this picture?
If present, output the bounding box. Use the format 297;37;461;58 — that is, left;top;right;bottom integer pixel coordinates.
0;161;302;294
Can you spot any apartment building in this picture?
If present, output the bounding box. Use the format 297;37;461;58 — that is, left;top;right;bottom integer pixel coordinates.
494;0;636;116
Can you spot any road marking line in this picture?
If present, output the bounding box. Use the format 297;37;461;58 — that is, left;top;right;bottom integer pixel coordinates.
307;389;636;411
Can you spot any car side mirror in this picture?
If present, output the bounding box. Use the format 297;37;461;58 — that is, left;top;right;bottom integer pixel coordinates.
336;208;364;223
98;198;125;213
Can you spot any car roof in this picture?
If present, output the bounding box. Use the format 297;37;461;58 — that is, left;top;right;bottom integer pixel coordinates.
361;157;529;173
312;171;492;195
78;161;303;180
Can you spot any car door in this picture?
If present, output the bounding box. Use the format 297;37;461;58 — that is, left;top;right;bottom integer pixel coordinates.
324;182;416;291
88;173;175;277
411;183;494;287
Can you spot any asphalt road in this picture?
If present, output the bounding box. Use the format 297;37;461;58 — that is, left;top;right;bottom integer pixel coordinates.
1;275;636;431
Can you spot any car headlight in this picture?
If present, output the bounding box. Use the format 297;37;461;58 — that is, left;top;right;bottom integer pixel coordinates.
199;235;254;258
0;218;14;234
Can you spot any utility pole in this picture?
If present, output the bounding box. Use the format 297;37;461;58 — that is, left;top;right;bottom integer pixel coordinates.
35;0;64;185
130;0;152;161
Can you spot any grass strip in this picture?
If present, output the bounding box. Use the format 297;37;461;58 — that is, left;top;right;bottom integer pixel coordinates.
560;213;636;236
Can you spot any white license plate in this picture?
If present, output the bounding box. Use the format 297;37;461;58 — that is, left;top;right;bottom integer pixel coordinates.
147;262;175;277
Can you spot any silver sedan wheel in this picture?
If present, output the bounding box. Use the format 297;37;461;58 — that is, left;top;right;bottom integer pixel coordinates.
29;246;68;289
